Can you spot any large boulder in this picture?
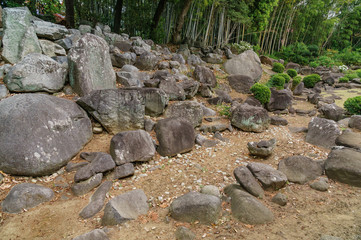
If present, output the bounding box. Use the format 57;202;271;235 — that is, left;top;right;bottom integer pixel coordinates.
39;39;66;57
224;184;273;224
233;166;264;198
68;33;116;96
169;192;221;224
159;78;186;101
247;162;287;190
231;104;270;133
1;183;54;213
278;155;323;184
102;189;149;225
127;88;168;117
227;74;255;94
319;103;345;121
266;88;293;112
110;130;155;165
306;117;341;149
165;101;203;128
193;66;217;88
349;115;361;130
325;148;361;187
111;52;136;68
4;53;67;93
134;51;159;71
0;94;92;176
2;7;41;64
33;20;69;41
77;89;145;134
335;131;361;150
155;117;195;157
223;50;262;82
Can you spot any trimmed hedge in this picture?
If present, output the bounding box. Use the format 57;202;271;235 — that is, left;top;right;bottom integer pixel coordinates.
292;76;302;89
272;62;285;73
338;77;349;83
287;69;297;78
250;83;271;105
267;74;286;89
303;74;321;88
344;96;361;115
278;73;291;83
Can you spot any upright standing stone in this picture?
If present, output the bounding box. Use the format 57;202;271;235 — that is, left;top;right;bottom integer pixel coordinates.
68;34;116;96
2;7;41;64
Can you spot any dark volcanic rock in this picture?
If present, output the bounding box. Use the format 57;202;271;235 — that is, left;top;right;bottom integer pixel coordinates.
306;117;341;149
231;104;270;133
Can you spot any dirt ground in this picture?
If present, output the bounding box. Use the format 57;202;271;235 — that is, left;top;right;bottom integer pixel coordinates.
1;69;361;240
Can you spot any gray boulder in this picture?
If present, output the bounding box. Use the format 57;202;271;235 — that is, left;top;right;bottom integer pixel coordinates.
133;88;168;117
193;65;217;88
1;183;54;213
111;52;136;68
114;40;132;52
0;94;92;176
110;163;135;180
247;162;287;190
159;78;186;101
179;80;200;99
224;184;274;224
4;53;67;93
165;101;203;128
267;88;293;112
175;226;195;240
278;155;323;184
74;153;115;182
325;148;361;187
110;130;155;165
233;166;264;198
306;117;341;148
195;134;219;148
270;116;288;126
187;54;205;66
68;33;116;96
348;115;361;131
78;25;92;34
172;54;186;64
2;7;41;64
71;173;103;196
134;51;159;71
285;62;300;72
310;178;329;192
116;71;144;88
73;229;109;240
319;103;345;121
39;39;66;57
169;192;221;224
271;193;288;206
77;89;145;134
293;82;304;95
223;50;262;82
200;185;221;198
155;117;195;157
335;130;361;150
203;53;223;64
227;74;255;94
102;189;149;225
0;84;9;100
247;138;276;158
231;104;270;133
79;181;112;219
33;20;69;40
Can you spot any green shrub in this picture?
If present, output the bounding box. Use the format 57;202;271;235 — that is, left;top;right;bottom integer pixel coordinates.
287;69;297;78
292;76;302;89
307;45;319;57
272;62;285;73
315;56;336;68
309;61;319;68
229;41;253;54
345;73;358;81
338;77;349;83
278;73;291;83
250;83;271;105
303;74;321;88
344;96;361;115
267;74;286;89
217;104;231;118
356;69;361;78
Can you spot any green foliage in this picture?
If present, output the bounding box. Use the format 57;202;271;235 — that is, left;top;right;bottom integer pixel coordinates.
338;77;349;83
276;43;314;65
345;73;358;81
313;56;336;68
344;96;361;115
303;74;321;88
309;62;319;68
267;74;285;90
272;62;285;73
334;48;361;66
292;76;302;90
278;73;291;83
286;69;297;78
217;104;231;118
356;69;361;78
250;83;271;105
229;41;253;54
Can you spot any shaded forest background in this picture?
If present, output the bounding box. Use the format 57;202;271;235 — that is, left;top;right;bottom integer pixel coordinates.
2;0;361;65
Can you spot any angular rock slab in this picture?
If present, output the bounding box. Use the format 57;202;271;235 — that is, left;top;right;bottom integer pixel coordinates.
74;153;115;182
227;74;255;94
335;131;361;150
73;229;109;240
4;53;67;93
71;173;103;196
266;88;293;112
193;65;217;88
110;130;155;165
102;189;149;225
224;184;273;224
39;39;66;57
234;166;264;198
278;155;323;184
165;101;203;128
155;117;195;157
0;94;92;176
169;192;221;224
1;183;54;213
247;139;276;158
68;33;116;96
77;89;145;134
2;7;41;64
247;162;287;190
33;20;69;41
223;50;262;82
349;115;361;131
306;117;341;149
325;148;361;187
231;104;270;133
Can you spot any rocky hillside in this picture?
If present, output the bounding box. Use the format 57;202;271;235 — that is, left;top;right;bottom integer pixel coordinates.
0;7;361;240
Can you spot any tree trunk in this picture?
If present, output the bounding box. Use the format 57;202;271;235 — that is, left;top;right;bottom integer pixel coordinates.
113;0;124;34
172;0;193;44
150;0;168;40
65;0;75;28
203;1;215;46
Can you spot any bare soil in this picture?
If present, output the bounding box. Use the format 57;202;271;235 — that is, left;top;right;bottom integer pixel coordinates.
1;68;361;240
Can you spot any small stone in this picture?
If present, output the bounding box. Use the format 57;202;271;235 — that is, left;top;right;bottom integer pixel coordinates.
73;229;109;240
93;127;103;134
71;173;103;196
175;226;196;240
310;178;329;192
271;193;288;206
